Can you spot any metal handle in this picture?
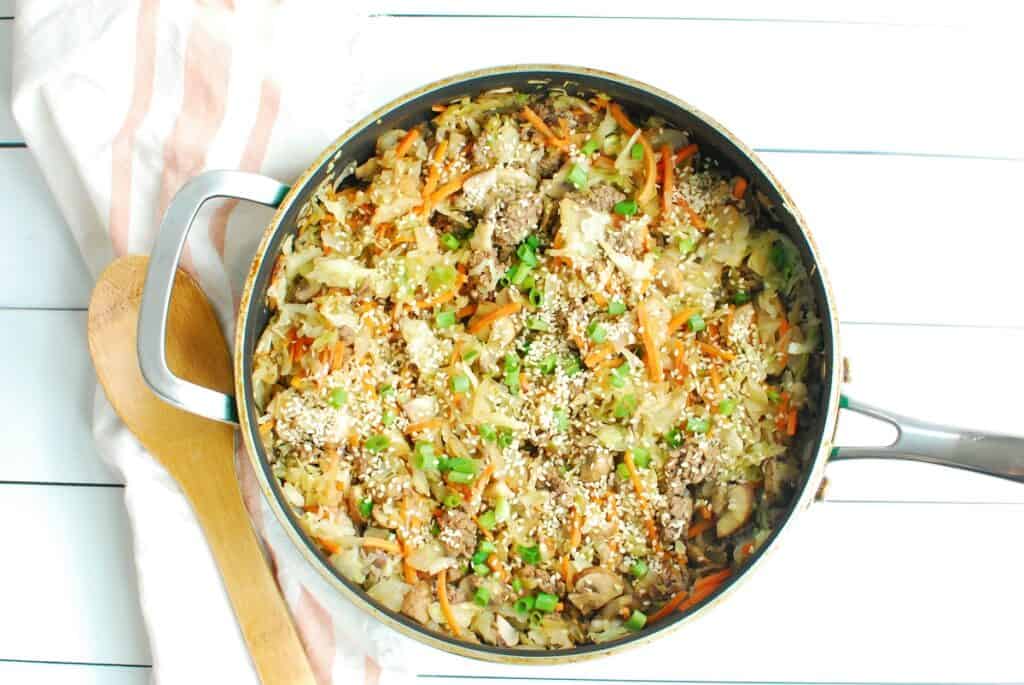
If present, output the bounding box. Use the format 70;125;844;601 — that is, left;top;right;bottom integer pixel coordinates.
138;171;290;424
831;395;1024;483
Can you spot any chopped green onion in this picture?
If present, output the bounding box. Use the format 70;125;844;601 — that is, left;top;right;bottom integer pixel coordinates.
427;265;457;292
441;457;478;474
718;398;737;416
364;434;389;453
478;423;497;442
478;540;497;556
378;383;395;398
630;559;649;579
625;610;647;631
686;416;710;434
665;427;684;448
521;274;536;291
678;236;696;254
472;562;491;576
552;407;569;432
613;199;638;216
474;587;491;606
508;261;533;286
505;369;520;394
477;510;497;530
616;462;630;481
609;362;630;388
526;234;540;249
733;290;751;305
497;428;515;448
517;242;539;266
357;499;373;518
504;353;520;372
535;592;558;613
511;578;524;594
518;544;541;565
381;410;396;427
688;313;706;332
770;240;794;282
495;496;511;523
448;471;475;484
563;354;582;376
526;316;550;331
435;310;456;328
461;347;480;363
528;287;544;308
538;354;558;375
514;595;535;614
631;446;651;468
450;373;470;394
430;520;440;536
413;441;438;470
442;492;462;508
587;321;607;343
581;139;599;155
767;390;781;403
608;299;627;315
440;233;461;250
614;394;637;418
630;143;644;160
329;388;348;407
567;163;588;189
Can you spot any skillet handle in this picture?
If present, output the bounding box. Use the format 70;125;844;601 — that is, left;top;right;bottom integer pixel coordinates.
831;395;1024;483
138;171;290;424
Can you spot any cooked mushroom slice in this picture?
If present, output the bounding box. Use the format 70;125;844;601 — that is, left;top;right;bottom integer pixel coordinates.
715;483;756;538
568;567;625;614
495;615;520;647
401;580;431;625
598;593;637;621
763;458;799;503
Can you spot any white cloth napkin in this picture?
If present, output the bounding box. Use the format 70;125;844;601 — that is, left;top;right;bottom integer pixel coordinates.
12;2;414;682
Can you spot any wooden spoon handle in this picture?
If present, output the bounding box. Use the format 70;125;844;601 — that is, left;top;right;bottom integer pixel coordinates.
179;440;319;685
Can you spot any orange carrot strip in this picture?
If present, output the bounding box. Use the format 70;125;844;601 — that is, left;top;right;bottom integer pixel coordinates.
593;154;616;169
417;287;458;310
431;103;448;113
394;128;420;160
636;301;664;382
420;139;449;203
637;132;657;204
786;408;798;436
360;537;403;554
660;144;674;215
649;587;690;623
561;555;574;587
330;341;346;371
314;536;339;555
708;365;721;395
608;102;637;134
591;290;608;307
624;449;644;496
584;342;614;369
520;106;569;150
676;570;733;613
677;195;707;231
405;417;444;434
686;518;714;539
423;169;473;215
671;339;689;381
732;176;748;200
569;508;583;550
473;515;495;541
699;341;736;361
437;569;461;637
467;301;522;335
456;302;477;319
667;307;699;335
675;143;699;164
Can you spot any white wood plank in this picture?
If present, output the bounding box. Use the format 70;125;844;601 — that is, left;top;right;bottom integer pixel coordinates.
408;502;1024;683
0;663;149;685
0;310;120;484
0;21;16;142
0;148;93;308
0;485;151;665
6;143;1023;325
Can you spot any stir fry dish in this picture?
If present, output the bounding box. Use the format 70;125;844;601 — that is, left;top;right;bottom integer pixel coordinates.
252;88;820;648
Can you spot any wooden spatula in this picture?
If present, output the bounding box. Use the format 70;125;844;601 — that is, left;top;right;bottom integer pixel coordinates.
87;255;317;685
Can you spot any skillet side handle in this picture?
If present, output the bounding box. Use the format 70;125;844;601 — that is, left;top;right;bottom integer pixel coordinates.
831;395;1024;483
138;171;290;425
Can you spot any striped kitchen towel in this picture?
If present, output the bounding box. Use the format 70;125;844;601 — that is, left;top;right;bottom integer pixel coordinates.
11;1;414;682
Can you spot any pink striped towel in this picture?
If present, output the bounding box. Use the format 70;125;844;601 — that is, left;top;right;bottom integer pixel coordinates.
11;2;414;682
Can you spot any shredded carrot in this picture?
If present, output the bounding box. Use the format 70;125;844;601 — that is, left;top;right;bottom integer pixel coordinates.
423;169;473;215
591;290;608;307
608;102;637;134
636;132;657;204
636;301;664;382
671;339;689;381
520;106;569;150
741;542;755;556
405;417;444;434
437;569;461;638
584;342;614;369
667;307;699;335
593;154;616;169
360;537;403;554
330;341;346;371
699;341;736;361
558;117;570;140
624;449;644;496
417;287;457;310
677;195;707;230
449;340;464;368
732;176;748;200
708;365;721;395
456;302;477;319
467;301;523;335
314;536;339;555
675;143;699;164
473;515;495;541
660;144;674;215
687;518;714;539
420;139;449;207
393;128;420;160
569;508;583;550
697;503;712;520
645;515;661;549
431;103;447;113
676;569;733;613
486;553;508;581
561;555;574;587
519;371;531;392
786;408;798;436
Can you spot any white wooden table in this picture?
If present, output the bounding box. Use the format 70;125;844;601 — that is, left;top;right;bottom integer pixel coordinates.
3;3;1023;683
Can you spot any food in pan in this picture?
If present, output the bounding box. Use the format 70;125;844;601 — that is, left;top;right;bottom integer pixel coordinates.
252;88;819;648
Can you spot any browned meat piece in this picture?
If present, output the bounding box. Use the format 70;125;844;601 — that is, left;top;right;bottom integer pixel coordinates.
489;192;542;250
519;565;566;596
401;580;431;625
566;184;625;213
465;248;504;300
659;493;693;544
664;444;719;486
567;567;624;614
438;509;478;557
721;264;764;300
536;148;563;177
541;463;570;495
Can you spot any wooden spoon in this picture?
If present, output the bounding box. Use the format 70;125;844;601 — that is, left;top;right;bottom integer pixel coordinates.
87;255;317;685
